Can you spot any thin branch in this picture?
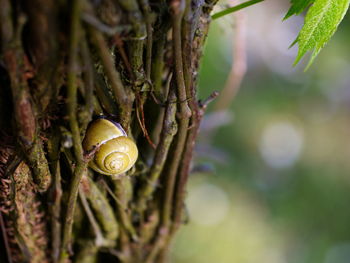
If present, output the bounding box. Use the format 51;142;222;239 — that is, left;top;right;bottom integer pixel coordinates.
60;0;88;260
111;178;132;261
103;179;138;241
148;1;193;260
78;187;105;246
88;26;134;128
139;0;153;81
47;130;62;263
80;35;94;133
214;3;247;111
88;28;127;101
212;0;264;20
151;25;169;102
145;226;168;263
94;72;119;115
172;0;218;237
81;13;131;35
80;176;119;244
118;0;146;84
101;179;124;208
135;92;156;149
113;34;134;80
172;92;218;233
161;0;191;229
51;165;62;263
136;88;177;212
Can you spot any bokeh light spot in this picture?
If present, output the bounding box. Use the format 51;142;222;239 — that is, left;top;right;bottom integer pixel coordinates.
259;121;303;169
187;183;230;226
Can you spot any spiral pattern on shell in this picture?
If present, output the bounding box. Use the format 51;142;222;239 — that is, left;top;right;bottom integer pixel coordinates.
82;118;138;176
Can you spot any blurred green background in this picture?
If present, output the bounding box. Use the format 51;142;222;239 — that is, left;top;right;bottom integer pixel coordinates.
171;1;350;263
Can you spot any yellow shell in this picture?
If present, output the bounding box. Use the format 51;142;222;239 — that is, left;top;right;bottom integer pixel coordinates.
82;119;138;176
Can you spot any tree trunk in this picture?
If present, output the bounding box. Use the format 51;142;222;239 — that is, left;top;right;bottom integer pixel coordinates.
0;0;218;262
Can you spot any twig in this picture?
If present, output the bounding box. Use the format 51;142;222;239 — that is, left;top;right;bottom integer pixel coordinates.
101;179;123;208
135;92;156;149
136;88;177;212
113;35;134;80
161;0;191;229
154;2;200;259
200;91;220;108
81;12;131;35
80;176;119;244
94;72;119;115
92;95;104;115
172;0;218;238
214;2;247;111
147;1;192;261
88;26;126;101
78;187;105;246
151;26;169;102
47;130;62;263
51;164;62;263
139;0;153;81
133;0;157;148
181;0;202;96
118;0;146;84
112;178;133;261
80;35;94;133
60;164;88;261
88;26;134;128
145;226;168;263
172;92;218;233
59;0;88;260
102;179;138;241
212;0;264;19
170;5;204;231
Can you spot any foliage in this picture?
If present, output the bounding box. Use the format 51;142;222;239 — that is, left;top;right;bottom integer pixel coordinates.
287;0;350;68
213;0;349;68
284;0;315;19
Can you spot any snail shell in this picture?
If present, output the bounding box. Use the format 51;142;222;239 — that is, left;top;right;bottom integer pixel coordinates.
82;118;138;176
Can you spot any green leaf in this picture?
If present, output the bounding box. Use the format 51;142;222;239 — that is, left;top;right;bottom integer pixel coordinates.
294;0;350;69
284;0;315;19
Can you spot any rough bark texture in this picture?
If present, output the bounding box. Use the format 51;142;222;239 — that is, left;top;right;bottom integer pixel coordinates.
0;0;218;262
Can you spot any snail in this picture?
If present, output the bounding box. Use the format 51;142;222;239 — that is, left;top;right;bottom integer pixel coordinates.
82;118;138;176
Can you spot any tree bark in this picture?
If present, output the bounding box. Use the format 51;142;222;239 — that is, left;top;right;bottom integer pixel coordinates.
0;0;218;262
